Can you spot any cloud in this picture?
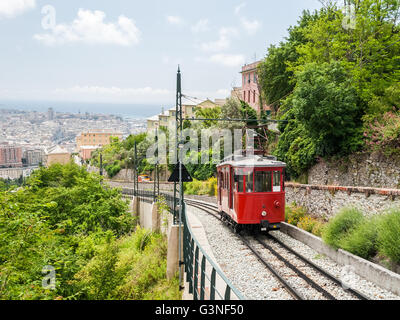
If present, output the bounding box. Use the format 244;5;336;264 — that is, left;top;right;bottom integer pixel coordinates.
0;0;35;18
240;17;261;35
34;9;141;46
191;19;210;33
166;15;184;25
199;27;238;52
234;2;246;15
209;53;245;67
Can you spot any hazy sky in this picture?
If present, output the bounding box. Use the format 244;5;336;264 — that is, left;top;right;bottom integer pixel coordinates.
0;0;323;105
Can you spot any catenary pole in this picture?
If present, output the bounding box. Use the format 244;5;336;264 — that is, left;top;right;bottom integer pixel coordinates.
176;66;184;290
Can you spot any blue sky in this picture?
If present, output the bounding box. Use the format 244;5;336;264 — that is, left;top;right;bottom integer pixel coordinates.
0;0;323;106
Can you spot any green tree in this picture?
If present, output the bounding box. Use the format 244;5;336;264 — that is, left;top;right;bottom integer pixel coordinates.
291;61;362;156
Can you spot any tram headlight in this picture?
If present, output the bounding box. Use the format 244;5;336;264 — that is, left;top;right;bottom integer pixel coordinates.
261;211;267;217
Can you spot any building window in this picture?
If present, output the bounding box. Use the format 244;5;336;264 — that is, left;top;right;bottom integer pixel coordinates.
243;91;246;101
254;73;257;83
253;90;256;103
248;90;250;103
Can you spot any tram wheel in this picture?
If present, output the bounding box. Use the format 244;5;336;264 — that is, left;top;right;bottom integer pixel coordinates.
233;224;242;234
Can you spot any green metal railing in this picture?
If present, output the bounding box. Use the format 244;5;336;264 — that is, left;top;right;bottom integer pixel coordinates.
121;187;244;300
181;202;244;300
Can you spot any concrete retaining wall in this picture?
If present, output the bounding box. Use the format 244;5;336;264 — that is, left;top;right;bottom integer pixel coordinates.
280;222;400;296
128;195;181;281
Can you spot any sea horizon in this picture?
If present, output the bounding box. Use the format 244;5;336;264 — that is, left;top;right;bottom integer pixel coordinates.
0;99;173;120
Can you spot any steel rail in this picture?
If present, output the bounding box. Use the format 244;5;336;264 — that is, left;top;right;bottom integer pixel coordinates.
185;198;370;301
186;200;304;300
253;237;336;300
266;233;370;300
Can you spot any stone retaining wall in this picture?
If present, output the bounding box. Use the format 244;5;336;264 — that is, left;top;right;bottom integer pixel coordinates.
308;153;400;189
285;183;400;218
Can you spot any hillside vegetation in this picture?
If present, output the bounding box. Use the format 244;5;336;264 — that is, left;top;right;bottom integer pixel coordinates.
258;0;400;179
0;163;180;300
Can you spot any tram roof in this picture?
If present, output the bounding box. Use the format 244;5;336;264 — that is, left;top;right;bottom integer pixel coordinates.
217;154;286;168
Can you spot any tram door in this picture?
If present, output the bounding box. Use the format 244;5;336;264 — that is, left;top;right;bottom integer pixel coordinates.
229;167;233;209
218;171;222;204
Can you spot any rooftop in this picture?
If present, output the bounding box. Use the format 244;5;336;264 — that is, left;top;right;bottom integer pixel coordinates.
218;153;286;168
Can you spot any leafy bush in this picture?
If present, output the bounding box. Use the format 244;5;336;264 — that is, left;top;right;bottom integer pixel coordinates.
339;218;380;259
184;178;217;197
113;231;181;300
286;204;325;237
296;215;320;234
72;229;181;300
285;203;306;225
377;209;400;264
363;111;400;156
311;220;325;237
105;161;122;178
322;207;364;249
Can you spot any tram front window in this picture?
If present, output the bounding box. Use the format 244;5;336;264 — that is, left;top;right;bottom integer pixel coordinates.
246;172;253;192
254;171;272;193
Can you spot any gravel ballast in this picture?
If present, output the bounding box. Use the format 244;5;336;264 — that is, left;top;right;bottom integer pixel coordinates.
187;203;400;300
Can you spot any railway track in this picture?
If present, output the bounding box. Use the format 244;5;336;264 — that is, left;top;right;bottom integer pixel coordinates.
185;199;369;301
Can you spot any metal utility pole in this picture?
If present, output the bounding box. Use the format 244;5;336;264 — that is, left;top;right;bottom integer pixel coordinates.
99;153;103;176
176;66;184;291
153;125;159;201
134;141;138;196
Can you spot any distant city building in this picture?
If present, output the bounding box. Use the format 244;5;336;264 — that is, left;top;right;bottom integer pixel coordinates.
146;115;160;132
76;130;123;149
214;99;227;106
46;146;71;166
146;99;222;133
48;108;55;121
0;143;22;168
231;87;243;101
23;149;45;167
240;60;268;113
79;145;99;161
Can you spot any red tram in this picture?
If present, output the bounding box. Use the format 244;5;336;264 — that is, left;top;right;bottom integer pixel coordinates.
217;153;286;233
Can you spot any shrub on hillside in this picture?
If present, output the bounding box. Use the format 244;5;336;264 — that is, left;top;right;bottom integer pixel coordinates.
339;217;380;259
377;209;400;264
105;161;122;178
184;178;217;197
322;207;364;249
285;203;306;226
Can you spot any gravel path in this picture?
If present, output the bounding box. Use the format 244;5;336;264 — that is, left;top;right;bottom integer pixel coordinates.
187;203;400;300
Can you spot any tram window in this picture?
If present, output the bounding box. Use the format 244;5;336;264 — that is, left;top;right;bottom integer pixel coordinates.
220;172;224;189
236;175;244;192
246;172;253;192
254;171;272;193
273;171;281;192
224;172;227;189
